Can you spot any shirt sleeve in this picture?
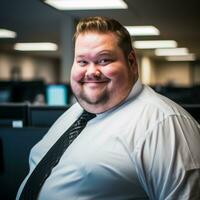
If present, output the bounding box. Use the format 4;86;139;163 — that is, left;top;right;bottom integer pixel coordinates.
134;115;200;200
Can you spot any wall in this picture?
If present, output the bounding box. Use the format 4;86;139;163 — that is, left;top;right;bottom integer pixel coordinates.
0;54;60;83
155;61;192;86
138;56;199;87
140;56;157;85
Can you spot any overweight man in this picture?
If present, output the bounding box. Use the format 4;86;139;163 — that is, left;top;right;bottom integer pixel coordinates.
17;16;200;200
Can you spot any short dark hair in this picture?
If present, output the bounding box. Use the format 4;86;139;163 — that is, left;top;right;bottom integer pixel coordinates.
74;16;133;57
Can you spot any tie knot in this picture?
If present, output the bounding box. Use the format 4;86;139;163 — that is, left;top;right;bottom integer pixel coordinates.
79;110;96;123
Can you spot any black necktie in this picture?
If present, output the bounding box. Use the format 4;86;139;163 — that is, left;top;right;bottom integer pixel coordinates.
19;110;96;200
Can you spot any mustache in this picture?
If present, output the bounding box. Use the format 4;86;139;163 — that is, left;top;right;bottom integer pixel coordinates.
79;76;110;83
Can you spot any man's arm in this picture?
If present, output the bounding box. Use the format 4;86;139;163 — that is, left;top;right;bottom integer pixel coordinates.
134;115;200;199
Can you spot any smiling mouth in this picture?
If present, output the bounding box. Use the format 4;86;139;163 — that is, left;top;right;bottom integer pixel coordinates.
79;80;109;89
83;80;108;83
80;78;110;84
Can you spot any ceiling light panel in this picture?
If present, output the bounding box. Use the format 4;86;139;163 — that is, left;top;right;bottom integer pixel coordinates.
166;54;196;61
125;26;160;36
44;0;128;10
155;48;189;56
14;43;58;51
133;40;177;49
0;29;17;38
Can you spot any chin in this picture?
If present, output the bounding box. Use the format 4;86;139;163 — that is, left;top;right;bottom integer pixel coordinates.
80;97;103;105
80;102;110;114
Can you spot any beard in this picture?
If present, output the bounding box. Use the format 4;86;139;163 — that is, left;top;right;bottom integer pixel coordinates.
71;74;112;108
75;88;110;106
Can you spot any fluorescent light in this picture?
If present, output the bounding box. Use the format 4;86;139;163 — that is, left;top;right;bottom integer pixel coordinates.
44;0;128;10
125;26;160;36
14;43;58;51
155;48;189;56
166;54;196;61
0;29;17;38
133;40;177;49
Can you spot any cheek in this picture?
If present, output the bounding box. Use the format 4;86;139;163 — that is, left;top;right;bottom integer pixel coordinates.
101;66;118;78
70;67;83;94
102;66;127;82
71;66;85;82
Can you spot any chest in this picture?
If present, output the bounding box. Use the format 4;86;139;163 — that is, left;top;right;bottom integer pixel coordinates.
39;128;146;199
35;109;148;199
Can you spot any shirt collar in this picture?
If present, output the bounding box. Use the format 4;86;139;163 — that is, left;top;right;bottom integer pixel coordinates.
96;79;143;117
125;79;143;103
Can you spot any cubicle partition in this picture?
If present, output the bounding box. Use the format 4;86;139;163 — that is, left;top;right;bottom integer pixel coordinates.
0;127;48;199
0;104;68;200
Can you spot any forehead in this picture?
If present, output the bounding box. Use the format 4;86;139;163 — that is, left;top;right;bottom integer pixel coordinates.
75;32;119;54
75;31;119;42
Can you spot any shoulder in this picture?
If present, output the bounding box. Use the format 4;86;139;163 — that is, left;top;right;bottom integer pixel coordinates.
131;86;200;199
132;86;200;168
129;85;200;161
131;85;197;126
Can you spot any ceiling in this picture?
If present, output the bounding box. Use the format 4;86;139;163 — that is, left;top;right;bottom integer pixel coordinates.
0;0;200;60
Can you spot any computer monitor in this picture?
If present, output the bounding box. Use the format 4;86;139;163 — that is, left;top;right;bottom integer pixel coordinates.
0;103;28;127
0;90;11;103
0;80;45;104
28;105;68;127
46;84;68;106
0;81;12;103
11;80;45;103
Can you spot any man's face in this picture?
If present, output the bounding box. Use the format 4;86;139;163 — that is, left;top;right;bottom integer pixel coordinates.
70;32;138;113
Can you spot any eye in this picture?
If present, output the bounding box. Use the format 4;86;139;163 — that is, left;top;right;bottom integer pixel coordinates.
98;58;112;66
77;60;88;67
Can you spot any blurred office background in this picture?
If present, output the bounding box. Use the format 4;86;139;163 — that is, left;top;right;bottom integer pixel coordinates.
0;0;199;199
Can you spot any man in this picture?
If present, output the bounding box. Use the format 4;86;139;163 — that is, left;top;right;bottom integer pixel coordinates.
17;16;200;199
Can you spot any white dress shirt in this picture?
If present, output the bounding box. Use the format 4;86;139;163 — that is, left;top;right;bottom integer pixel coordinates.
16;80;200;200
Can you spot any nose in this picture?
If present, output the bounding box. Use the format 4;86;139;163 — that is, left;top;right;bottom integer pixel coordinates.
85;63;101;79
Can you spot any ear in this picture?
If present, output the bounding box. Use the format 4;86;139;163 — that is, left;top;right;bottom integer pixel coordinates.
128;50;137;67
127;50;138;78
